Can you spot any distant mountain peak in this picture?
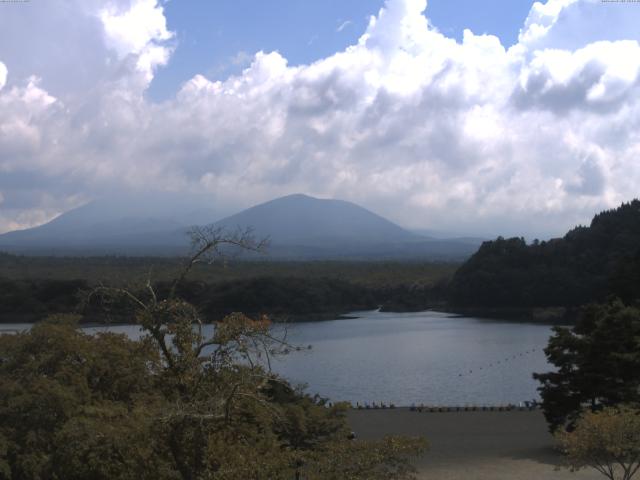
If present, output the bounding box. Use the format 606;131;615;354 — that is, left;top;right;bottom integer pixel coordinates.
278;193;315;200
0;192;480;259
215;194;418;246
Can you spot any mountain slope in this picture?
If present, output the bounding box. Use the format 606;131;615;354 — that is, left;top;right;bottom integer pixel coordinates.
214;194;421;246
0;192;219;253
0;193;480;259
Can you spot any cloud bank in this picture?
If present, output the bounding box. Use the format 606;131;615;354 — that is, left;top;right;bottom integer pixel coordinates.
0;0;639;237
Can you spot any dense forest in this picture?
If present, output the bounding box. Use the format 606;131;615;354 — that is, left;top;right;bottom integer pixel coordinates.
0;254;455;286
0;259;452;323
449;200;640;309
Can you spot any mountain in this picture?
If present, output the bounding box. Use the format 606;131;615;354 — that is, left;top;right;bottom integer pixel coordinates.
0;192;220;255
449;199;640;308
215;194;420;246
0;193;480;259
211;194;480;260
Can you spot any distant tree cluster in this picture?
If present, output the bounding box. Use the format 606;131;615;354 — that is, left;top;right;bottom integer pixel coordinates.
449;200;640;308
170;277;378;321
0;275;450;323
0;278;87;321
0;254;457;290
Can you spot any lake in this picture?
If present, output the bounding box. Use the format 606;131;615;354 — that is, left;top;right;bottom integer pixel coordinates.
2;310;556;406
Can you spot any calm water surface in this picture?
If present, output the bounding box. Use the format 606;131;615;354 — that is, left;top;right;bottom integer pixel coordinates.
3;310;556;406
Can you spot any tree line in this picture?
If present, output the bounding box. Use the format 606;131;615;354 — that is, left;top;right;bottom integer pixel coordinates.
449;200;640;309
0;276;449;323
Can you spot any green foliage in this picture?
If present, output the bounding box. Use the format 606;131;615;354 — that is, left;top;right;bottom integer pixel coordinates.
302;435;428;480
0;254;456;289
534;301;640;432
0;279;87;321
449;200;640;308
0;315;161;479
169;277;378;320
0;268;454;323
0;311;426;479
0;229;431;477
556;405;640;480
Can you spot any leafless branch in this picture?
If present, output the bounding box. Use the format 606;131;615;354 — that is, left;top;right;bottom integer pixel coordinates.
169;225;269;299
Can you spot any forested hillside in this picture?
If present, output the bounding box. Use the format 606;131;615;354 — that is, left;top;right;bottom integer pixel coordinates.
449;200;640;308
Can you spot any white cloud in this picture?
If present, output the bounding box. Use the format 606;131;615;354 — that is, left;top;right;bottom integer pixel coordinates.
518;0;640;52
337;20;352;32
0;0;640;237
514;40;640;113
0;62;6;91
100;0;172;56
518;0;579;47
100;0;174;82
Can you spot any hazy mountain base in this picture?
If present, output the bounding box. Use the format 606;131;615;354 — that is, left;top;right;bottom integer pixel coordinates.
0;194;481;260
0;239;478;261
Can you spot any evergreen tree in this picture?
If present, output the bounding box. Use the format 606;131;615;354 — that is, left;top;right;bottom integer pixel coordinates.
534;301;640;432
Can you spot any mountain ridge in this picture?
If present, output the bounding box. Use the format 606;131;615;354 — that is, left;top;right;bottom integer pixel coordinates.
0;193;481;259
214;193;423;246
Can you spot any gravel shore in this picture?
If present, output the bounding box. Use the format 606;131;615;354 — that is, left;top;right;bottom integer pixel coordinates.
348;409;601;479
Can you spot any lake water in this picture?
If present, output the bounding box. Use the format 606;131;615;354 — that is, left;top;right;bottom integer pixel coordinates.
2;310;556;406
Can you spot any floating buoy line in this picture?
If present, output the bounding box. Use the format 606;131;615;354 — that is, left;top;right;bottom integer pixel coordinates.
350;403;539;412
456;348;539;378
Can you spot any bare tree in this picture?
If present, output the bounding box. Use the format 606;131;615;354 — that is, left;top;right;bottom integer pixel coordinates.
169;225;269;299
86;225;285;398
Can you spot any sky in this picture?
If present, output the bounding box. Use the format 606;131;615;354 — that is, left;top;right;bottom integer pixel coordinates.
0;0;639;238
147;0;535;102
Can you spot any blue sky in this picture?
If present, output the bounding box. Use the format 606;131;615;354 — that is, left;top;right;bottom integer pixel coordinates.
149;0;535;101
2;0;640;237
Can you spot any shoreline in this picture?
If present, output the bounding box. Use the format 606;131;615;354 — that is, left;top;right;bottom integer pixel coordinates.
0;306;568;326
439;305;580;324
348;408;600;479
